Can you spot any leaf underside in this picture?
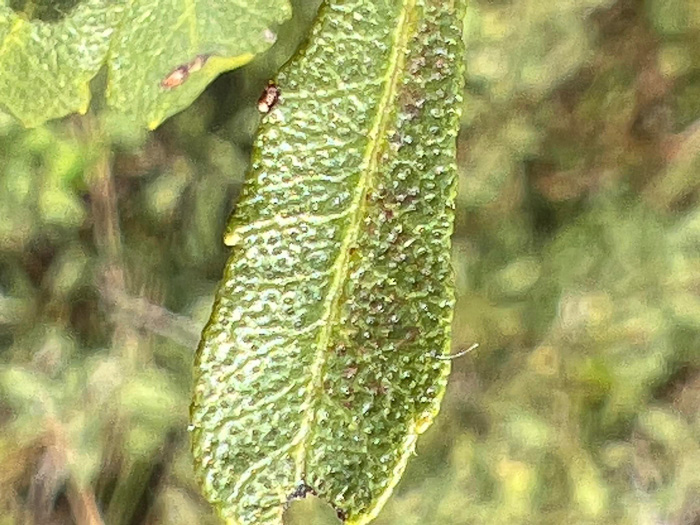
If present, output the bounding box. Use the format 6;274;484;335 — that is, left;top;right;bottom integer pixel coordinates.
191;1;466;524
0;0;291;128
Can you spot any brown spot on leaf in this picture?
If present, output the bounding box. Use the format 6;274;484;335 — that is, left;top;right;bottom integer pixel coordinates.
342;366;358;379
368;381;388;396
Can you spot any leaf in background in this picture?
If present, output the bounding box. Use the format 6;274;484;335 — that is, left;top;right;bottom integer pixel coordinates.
0;0;291;128
105;0;290;128
190;0;466;524
0;0;122;127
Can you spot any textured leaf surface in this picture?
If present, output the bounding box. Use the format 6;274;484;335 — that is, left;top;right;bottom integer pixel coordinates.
191;1;466;524
0;0;291;128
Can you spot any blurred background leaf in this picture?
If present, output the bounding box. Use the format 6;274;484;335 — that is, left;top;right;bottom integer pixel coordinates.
0;0;699;524
0;0;291;128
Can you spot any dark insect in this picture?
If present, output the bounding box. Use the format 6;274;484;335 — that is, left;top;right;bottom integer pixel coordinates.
258;82;280;113
285;483;316;505
335;507;348;522
160;54;209;90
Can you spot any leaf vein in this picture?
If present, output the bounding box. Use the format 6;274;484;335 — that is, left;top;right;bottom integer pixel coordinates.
293;0;418;481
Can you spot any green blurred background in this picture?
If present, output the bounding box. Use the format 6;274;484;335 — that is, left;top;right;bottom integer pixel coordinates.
1;0;699;523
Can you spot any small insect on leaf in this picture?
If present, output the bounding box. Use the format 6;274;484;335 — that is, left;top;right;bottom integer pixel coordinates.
257;82;280;113
161;66;189;90
160;54;211;90
187;54;208;74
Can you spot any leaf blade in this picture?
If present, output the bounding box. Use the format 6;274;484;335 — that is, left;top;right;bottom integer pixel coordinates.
191;1;466;523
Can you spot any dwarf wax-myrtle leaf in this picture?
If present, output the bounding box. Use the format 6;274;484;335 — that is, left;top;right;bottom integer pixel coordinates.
0;0;291;128
191;0;467;524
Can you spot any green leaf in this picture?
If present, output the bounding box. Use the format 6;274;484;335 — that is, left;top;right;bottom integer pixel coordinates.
0;0;291;128
190;0;466;524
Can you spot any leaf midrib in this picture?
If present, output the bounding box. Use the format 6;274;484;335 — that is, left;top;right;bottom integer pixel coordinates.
293;0;418;480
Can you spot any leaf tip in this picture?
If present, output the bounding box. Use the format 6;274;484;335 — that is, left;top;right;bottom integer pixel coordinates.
147;118;162;131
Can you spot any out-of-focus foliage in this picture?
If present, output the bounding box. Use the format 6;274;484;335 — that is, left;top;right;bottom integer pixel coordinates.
0;0;699;524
